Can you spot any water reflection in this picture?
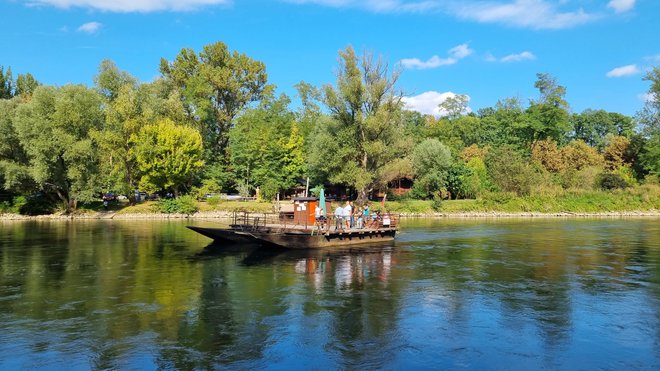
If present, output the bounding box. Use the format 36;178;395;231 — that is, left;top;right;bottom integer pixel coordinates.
0;218;658;369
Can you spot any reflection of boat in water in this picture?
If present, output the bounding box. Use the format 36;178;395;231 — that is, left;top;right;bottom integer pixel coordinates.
187;211;398;249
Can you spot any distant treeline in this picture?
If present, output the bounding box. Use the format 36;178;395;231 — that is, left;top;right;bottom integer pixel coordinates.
0;42;659;214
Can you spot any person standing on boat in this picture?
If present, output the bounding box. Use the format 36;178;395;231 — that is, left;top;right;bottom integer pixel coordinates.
344;201;352;229
315;204;326;228
334;204;344;230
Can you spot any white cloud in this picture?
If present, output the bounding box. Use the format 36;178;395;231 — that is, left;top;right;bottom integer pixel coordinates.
286;0;438;13
638;93;654;103
645;55;660;63
402;91;471;116
77;21;102;33
401;43;473;70
606;64;641;77
449;43;474;59
607;0;635;13
501;51;536;62
28;0;230;12
485;51;536;63
449;0;598;30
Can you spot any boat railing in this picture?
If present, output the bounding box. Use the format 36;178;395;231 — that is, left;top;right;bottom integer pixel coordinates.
232;211;399;234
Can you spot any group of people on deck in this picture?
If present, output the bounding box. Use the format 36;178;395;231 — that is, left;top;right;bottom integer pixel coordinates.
314;201;383;231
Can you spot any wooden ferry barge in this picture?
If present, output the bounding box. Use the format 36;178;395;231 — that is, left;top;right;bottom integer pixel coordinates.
188;199;398;249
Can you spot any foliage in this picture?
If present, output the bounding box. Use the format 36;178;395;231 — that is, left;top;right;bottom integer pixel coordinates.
486;146;540;196
133;118;204;194
191;178;222;200
603;135;632;170
156;195;198;214
571;109;634;150
598;172;630;190
560;140;603;170
228;95;304;197
11;85;104;212
410;139;452;198
636;67;660;176
531;139;565;172
160;41;272;158
308;46;411;205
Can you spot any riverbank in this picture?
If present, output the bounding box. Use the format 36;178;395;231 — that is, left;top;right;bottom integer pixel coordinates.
1;187;659;220
1;209;659;220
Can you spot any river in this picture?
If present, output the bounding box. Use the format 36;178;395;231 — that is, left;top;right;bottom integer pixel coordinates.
0;218;658;369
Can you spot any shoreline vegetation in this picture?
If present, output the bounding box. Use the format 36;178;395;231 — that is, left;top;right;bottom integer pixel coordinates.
1;43;659;220
1;188;658;220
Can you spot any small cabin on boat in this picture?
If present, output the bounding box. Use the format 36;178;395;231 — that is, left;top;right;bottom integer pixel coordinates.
292;197;331;226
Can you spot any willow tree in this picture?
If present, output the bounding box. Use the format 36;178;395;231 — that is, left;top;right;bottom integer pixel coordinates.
308;46;411;204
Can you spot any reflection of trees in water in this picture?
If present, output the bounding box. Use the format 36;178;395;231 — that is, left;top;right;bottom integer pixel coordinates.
291;250;402;368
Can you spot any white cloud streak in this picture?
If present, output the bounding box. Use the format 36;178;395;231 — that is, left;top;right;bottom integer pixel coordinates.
401;43;473;70
28;0;230;12
501;51;536;62
289;0;600;29
607;0;635;13
402;91;471;116
448;0;598;30
606;64;641;77
77;21;102;33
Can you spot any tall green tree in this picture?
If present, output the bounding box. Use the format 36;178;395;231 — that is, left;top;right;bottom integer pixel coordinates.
308;46;411;204
133;118;204;195
517;73;570;149
636;67;660;177
160;41;272;158
0;66;14;99
12;85;104;211
570;109;634;150
410;138;452;198
0;98;33;193
14;73;39;98
93;61;187;201
229;94;304;199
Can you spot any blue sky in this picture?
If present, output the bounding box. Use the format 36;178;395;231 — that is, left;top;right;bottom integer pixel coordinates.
1;0;658;117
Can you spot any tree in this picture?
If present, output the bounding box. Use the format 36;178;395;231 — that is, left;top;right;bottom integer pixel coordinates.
228;94;303;199
0;98;33;193
308;46;411;204
133;119;204;195
517;73;570;149
92;61;187;202
560;140;603;171
160;41;272;158
12;85;104;212
636;67;660;177
15;73;39;99
0;66;14;99
531;139;565;173
486;146;539;196
438;94;469;119
411;139;452;198
94;59;137;100
570;109;634;150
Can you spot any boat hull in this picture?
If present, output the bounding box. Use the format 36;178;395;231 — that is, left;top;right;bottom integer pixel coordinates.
187;226;396;249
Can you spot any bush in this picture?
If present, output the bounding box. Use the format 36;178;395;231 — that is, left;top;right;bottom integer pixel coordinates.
598;173;630;190
206;196;221;207
156;195;198;214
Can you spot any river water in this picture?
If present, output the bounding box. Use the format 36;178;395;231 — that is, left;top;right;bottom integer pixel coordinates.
0;218;658;369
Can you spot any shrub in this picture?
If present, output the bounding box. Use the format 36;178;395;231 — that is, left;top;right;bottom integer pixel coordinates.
598;173;629;190
156;195;198;214
206;196;221;207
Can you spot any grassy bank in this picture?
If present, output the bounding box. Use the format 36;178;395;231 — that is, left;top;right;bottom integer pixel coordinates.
1;185;658;218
